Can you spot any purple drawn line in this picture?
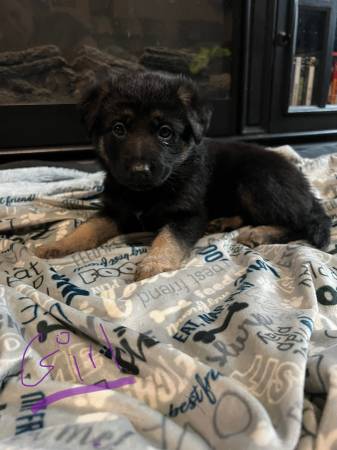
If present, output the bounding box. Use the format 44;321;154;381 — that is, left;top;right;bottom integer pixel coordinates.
72;354;84;382
88;344;96;369
56;331;71;345
21;333;61;388
31;376;136;414
99;323;120;369
20;332;41;386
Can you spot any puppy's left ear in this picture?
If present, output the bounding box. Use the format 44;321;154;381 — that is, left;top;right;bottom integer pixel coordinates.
76;71;114;138
178;83;212;144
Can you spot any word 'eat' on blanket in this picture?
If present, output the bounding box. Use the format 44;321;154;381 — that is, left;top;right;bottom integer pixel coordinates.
0;147;337;450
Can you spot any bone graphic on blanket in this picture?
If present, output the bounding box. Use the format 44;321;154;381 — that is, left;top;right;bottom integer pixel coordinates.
150;300;192;323
20;323;135;411
193;302;249;344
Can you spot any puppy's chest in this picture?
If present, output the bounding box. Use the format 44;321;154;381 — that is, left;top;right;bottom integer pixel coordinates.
132;206;168;231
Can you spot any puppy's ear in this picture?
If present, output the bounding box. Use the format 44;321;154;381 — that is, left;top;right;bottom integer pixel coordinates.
177;83;212;144
77;72;113;138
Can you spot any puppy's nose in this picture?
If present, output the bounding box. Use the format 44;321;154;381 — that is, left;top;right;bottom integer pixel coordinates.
130;163;151;175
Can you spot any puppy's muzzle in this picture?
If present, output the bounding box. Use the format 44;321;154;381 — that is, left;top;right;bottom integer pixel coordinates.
128;162;154;188
131;163;151;175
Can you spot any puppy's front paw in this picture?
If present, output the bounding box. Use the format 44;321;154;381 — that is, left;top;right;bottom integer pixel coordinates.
35;244;69;259
135;256;180;281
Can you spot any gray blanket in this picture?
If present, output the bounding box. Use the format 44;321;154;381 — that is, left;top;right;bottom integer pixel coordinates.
0;149;337;450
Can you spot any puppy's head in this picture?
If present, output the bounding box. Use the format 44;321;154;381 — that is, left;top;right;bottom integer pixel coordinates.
79;71;212;191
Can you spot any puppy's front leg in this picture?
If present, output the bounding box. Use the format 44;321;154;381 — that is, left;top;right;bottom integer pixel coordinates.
35;215;119;259
135;226;189;281
135;211;207;281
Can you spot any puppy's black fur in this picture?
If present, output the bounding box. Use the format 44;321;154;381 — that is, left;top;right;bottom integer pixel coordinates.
79;70;330;258
36;71;331;277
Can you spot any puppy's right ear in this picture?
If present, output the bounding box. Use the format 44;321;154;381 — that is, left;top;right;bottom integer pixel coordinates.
177;82;212;144
77;72;112;138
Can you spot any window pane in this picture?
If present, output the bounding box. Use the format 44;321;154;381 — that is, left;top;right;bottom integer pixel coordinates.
0;0;233;105
289;6;325;107
327;15;337;105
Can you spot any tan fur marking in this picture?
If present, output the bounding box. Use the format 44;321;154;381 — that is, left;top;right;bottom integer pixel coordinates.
237;225;288;248
177;86;192;106
151;110;164;120
207;216;243;233
35;216;119;259
97;137;110;166
120;109;135;121
98;137;106;155
135;227;187;281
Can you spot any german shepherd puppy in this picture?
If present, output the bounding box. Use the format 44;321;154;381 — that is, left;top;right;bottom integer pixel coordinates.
36;71;331;280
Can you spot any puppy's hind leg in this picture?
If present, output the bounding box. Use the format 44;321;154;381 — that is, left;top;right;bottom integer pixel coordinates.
35;215;119;259
237;225;291;248
207;216;244;234
237;171;331;249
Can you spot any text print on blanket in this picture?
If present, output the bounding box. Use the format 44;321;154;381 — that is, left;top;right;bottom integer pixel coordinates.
20;323;136;413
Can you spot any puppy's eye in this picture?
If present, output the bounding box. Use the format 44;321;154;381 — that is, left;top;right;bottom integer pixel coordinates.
112;122;127;138
158;125;173;141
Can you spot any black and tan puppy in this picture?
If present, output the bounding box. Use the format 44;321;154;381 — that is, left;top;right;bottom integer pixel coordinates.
36;71;331;280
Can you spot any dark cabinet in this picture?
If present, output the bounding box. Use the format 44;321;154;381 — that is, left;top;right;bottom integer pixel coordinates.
242;0;337;139
270;0;337;134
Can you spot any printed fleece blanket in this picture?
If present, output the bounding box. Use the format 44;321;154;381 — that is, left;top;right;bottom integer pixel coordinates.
0;147;337;450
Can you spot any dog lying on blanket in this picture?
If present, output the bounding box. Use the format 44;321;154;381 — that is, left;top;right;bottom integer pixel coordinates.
35;71;331;280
